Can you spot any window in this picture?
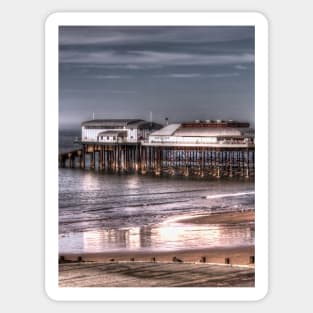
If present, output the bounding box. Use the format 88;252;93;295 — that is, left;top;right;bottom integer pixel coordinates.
113;136;116;140
107;136;109;140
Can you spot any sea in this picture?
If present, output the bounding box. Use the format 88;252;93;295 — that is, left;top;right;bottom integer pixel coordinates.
59;130;255;254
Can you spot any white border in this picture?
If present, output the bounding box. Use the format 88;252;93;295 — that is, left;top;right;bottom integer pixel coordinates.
45;12;268;301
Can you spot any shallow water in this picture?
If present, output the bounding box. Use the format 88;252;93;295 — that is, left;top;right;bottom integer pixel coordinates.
59;169;254;253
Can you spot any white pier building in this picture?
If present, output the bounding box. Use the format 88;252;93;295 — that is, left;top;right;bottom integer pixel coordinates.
81;119;162;143
147;120;254;147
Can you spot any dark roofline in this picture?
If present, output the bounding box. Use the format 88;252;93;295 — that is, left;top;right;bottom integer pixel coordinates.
181;121;250;128
81;119;163;129
134;121;163;129
81;119;143;127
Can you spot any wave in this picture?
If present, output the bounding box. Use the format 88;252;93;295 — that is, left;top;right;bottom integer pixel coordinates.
205;191;255;199
60;188;209;198
85;198;191;213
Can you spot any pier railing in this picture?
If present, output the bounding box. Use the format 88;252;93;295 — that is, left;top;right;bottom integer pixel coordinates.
142;140;254;148
77;138;254;148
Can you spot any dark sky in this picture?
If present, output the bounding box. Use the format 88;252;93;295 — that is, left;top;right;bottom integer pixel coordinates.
59;26;254;129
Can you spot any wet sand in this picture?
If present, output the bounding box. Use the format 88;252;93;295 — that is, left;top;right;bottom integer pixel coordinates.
178;210;254;225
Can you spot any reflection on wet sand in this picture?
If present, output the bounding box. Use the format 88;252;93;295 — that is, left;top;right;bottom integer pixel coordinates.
59;221;254;254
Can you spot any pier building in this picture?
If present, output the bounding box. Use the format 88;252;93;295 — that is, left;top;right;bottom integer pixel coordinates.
81;119;162;143
148;120;254;146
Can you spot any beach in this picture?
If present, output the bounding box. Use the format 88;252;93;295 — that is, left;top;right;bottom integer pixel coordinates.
59;209;255;287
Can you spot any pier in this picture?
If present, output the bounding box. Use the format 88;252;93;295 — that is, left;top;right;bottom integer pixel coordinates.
59;119;255;178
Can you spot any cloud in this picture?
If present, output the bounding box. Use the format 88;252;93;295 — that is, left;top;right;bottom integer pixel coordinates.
156;72;240;79
234;64;248;70
59;26;254;46
59;27;254;71
166;73;202;78
92;74;131;79
60;50;254;67
70;63;164;70
109;90;137;94
61;88;137;94
205;72;240;78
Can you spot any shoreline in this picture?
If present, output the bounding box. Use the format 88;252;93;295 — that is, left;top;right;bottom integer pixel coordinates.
177;209;255;225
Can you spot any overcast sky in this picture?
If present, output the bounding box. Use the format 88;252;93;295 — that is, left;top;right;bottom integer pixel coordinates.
59;26;254;129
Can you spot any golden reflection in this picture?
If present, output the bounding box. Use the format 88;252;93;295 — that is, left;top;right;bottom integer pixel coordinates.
80;222;253;252
155;223;253;248
125;176;140;190
81;172;100;192
83;227;141;251
155;223;222;247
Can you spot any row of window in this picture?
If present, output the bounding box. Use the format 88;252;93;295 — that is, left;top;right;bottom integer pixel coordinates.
98;135;135;140
99;136;116;140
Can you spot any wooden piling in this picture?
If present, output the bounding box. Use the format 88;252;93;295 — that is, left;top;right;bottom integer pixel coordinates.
59;142;254;178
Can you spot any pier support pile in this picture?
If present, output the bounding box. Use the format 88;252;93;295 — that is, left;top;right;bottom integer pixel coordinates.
59;143;254;178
